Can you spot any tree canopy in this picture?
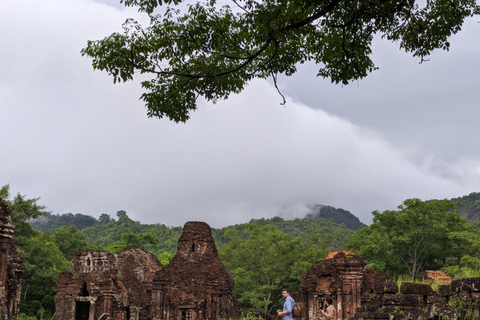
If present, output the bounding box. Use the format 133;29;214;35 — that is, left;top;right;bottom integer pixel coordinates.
219;223;332;313
16;227;71;318
29;213;98;233
0;184;50;225
1;185;69;318
81;0;479;122
451;192;480;226
53;225;95;260
345;198;480;281
81;211;183;255
104;232;161;253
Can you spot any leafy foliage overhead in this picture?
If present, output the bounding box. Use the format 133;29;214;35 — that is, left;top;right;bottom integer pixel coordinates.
81;0;479;122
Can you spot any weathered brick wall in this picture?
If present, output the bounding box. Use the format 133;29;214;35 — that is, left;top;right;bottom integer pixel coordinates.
292;250;480;320
151;221;239;320
0;198;25;320
293;252;480;320
53;229;480;320
55;247;162;320
56;221;238;320
114;245;163;318
297;251;386;320
423;270;452;285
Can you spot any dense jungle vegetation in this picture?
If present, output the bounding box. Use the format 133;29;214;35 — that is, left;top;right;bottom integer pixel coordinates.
2;184;480;319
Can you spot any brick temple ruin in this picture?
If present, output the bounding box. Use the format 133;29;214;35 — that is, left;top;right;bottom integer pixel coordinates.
294;251;479;320
151;221;239;320
55;246;162;320
53;221;480;320
2;193;480;320
55;221;239;320
295;251;386;320
0;197;25;320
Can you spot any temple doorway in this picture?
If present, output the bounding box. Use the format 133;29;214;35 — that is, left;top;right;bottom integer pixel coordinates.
180;308;195;320
75;301;90;320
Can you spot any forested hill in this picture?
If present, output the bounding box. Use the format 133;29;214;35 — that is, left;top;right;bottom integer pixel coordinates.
28;205;362;254
27;193;480;252
29;204;365;233
451;192;480;226
29;212;97;232
212;214;357;249
305;205;366;230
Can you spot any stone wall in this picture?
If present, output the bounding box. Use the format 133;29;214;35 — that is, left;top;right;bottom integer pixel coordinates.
355;282;446;320
0;197;25;320
351;277;480;320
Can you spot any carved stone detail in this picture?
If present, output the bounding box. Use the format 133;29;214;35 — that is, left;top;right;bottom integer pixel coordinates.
55;246;162;320
297;251;386;320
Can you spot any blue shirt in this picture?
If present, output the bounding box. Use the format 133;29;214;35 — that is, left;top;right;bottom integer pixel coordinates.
283;295;295;319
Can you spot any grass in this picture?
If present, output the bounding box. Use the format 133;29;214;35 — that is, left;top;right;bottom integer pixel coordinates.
452;268;480;280
462;305;480;320
18;311;55;320
394;274;443;292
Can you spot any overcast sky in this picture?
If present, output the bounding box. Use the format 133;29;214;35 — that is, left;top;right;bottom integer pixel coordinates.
1;0;479;228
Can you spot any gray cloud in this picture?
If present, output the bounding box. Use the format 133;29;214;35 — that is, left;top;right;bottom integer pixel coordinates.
1;0;479;229
276;18;480;166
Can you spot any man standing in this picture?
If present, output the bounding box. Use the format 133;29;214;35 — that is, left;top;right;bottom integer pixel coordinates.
277;289;295;319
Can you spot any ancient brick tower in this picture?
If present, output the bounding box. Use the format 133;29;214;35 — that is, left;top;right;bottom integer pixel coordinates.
297;251;386;320
151;221;239;320
0;197;25;320
55;246;162;320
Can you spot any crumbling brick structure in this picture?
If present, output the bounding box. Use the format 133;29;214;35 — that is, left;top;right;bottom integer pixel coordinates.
354;280;465;320
0;197;25;320
55;246;162;320
151;221;239;320
55;221;238;320
295;251;480;320
296;251;386;320
423;270;452;285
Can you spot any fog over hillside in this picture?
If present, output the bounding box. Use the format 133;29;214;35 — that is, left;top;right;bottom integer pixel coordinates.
1;0;479;228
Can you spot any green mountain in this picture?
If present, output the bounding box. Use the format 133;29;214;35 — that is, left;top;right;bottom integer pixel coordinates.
450;192;480;227
306;205;367;230
28;204;363;255
212;213;358;249
28;212;98;232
